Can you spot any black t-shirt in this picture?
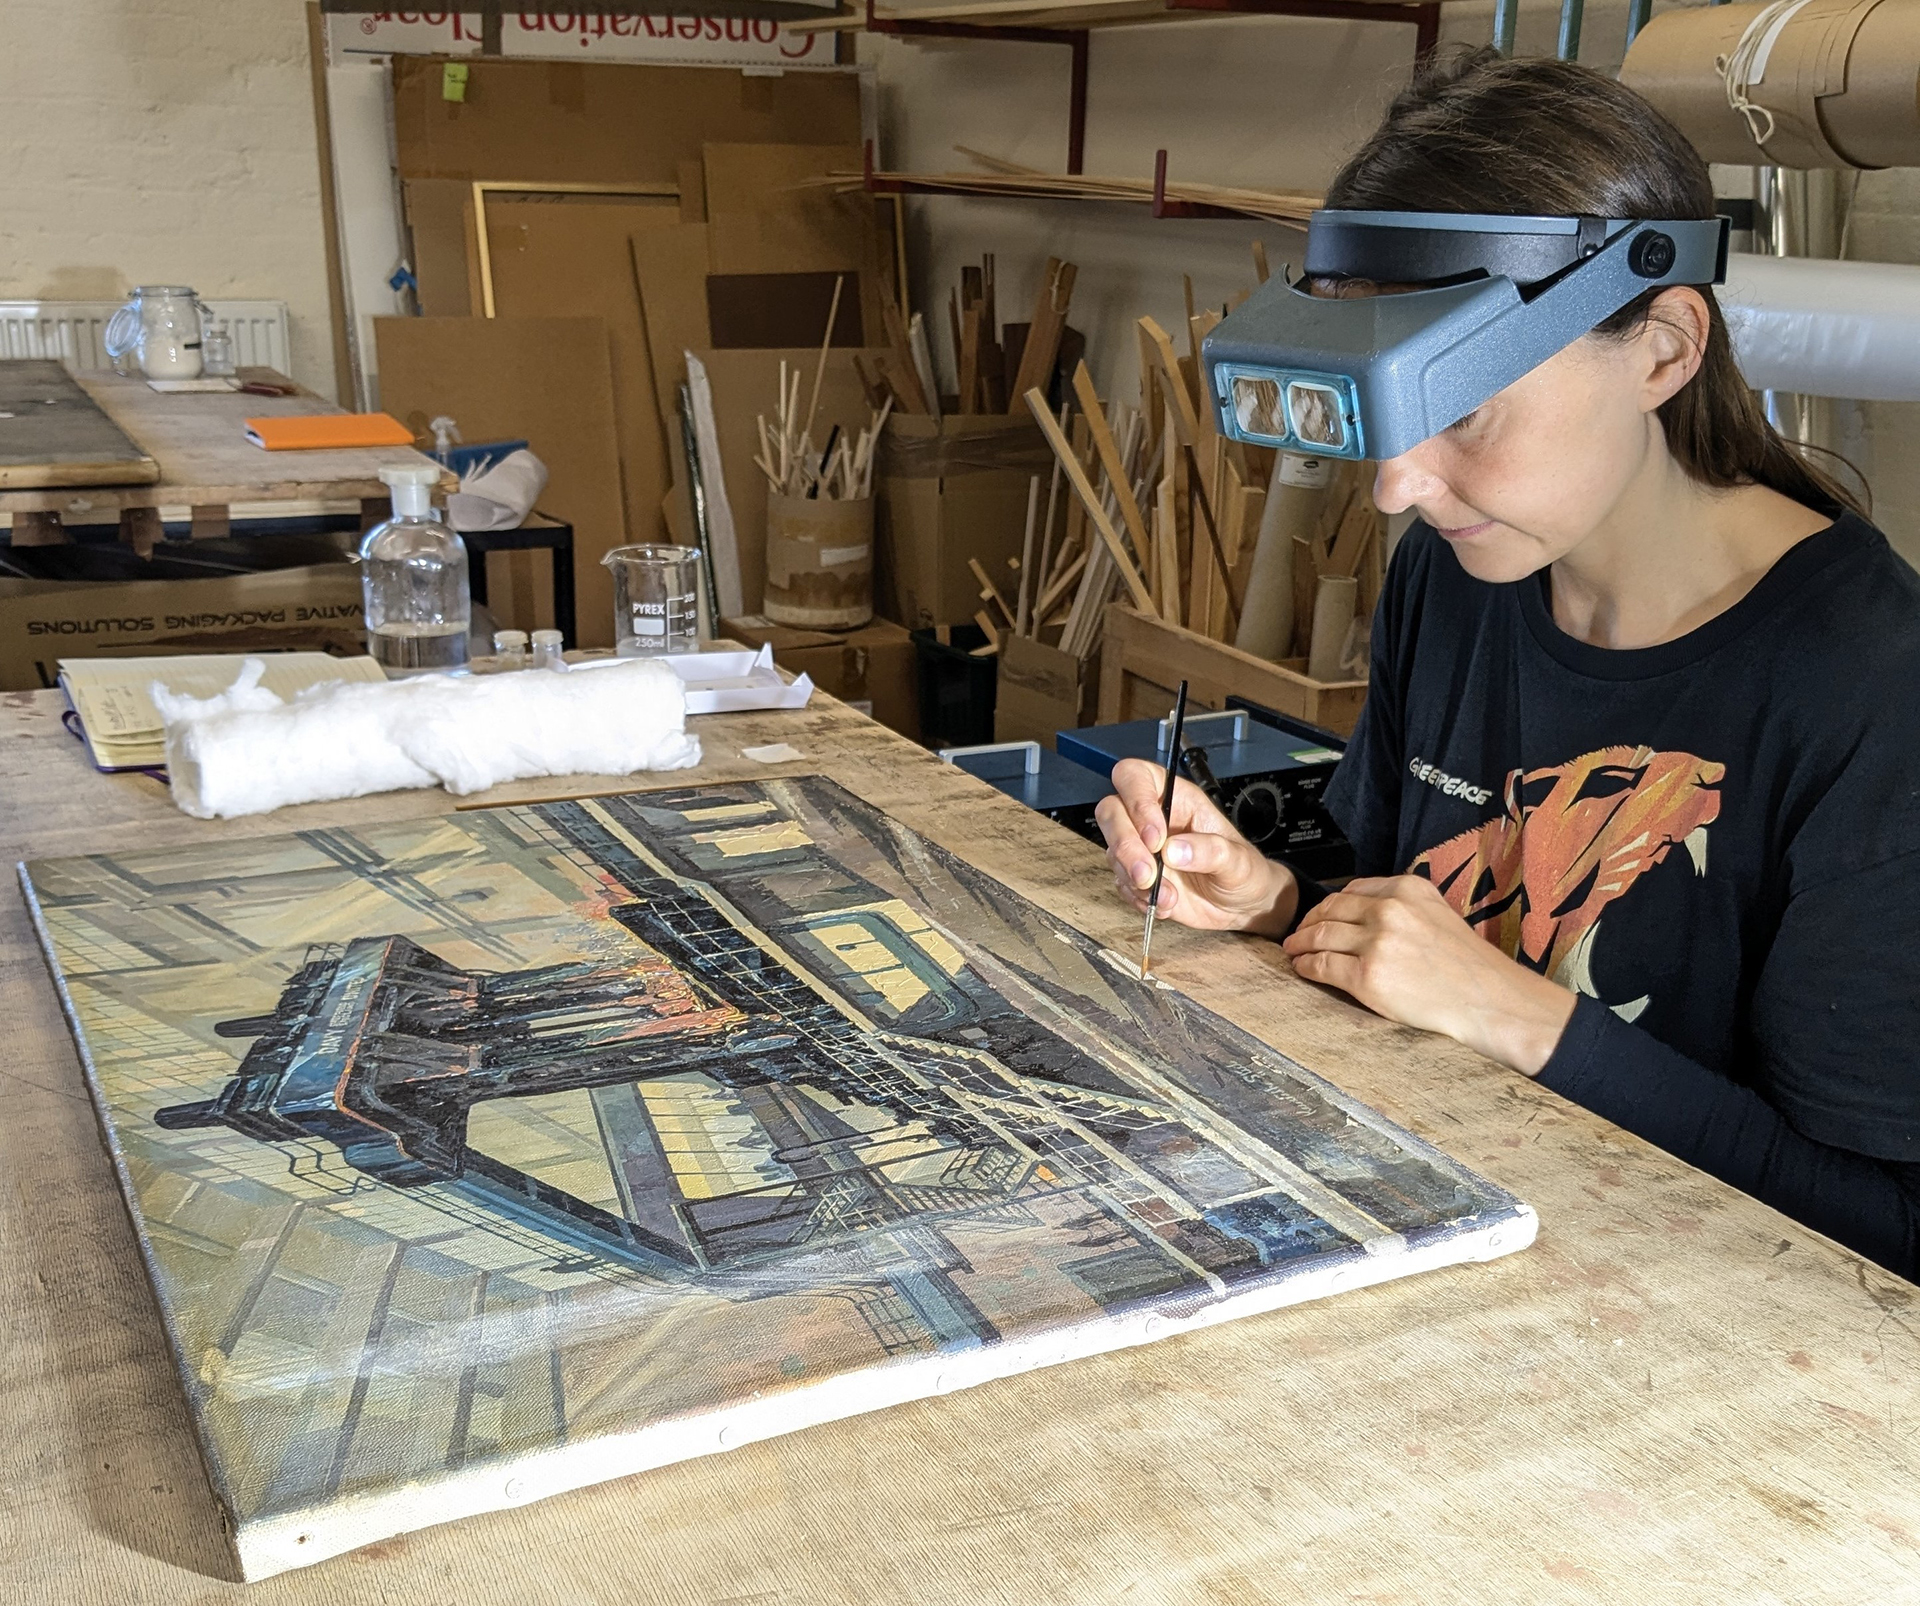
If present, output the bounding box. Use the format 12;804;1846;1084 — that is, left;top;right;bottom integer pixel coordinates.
1323;511;1920;1277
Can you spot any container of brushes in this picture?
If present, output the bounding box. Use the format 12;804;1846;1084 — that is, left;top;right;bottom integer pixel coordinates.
764;490;874;629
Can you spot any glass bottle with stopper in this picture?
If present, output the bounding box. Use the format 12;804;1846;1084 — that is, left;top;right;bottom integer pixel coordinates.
359;463;470;677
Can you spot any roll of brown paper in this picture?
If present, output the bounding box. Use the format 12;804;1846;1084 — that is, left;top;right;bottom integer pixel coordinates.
1236;452;1335;661
764;491;875;630
1623;0;1920;170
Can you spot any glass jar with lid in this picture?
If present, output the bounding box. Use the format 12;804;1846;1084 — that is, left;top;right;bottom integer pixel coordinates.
104;286;211;380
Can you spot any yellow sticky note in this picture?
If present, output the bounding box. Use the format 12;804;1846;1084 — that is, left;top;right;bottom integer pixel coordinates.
442;62;469;103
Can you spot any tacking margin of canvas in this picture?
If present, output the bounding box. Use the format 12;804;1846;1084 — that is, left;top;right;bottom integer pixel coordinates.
15;838;1537;1583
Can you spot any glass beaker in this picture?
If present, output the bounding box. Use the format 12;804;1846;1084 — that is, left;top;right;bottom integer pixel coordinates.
603;545;700;656
104;286;209;380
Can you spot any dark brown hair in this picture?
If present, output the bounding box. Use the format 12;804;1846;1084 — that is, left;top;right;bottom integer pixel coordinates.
1327;49;1864;517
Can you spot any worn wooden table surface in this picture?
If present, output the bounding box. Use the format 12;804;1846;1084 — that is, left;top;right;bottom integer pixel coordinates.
2;686;1916;1604
0;368;447;525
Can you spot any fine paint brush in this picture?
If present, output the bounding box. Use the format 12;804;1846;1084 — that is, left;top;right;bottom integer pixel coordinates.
1141;677;1190;980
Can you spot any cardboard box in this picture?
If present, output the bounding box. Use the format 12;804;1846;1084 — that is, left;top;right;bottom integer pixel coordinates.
0;562;364;692
874;415;1054;629
993;633;1095;750
722;614;918;740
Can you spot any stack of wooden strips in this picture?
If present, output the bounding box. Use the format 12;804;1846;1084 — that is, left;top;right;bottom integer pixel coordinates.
754;276;892;500
851;282;940;420
1025;251;1386;680
820;163;1318;227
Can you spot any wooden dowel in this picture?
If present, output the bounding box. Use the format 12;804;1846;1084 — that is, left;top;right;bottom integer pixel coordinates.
1069;361;1155;577
801;274;845;450
1027;386;1154;614
1014;474;1040;636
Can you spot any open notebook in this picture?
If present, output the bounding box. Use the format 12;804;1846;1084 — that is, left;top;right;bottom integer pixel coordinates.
59;654;387;772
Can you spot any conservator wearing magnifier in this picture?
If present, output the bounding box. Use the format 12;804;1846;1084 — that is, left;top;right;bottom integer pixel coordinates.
1097;49;1920;1279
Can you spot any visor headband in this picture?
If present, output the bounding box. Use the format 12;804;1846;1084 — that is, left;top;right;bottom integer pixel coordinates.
1305;209;1728;288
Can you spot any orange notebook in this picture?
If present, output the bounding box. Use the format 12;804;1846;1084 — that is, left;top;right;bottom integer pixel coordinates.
245;412;416;451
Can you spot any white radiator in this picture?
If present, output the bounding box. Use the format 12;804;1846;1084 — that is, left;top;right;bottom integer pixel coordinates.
0;299;291;375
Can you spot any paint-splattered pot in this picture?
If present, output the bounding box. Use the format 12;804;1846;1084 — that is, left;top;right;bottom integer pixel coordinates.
764;490;874;630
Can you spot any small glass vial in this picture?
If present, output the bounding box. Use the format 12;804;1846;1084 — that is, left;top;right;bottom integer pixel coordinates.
491;629;528;671
359;464;470;678
201;320;236;378
530;629;566;671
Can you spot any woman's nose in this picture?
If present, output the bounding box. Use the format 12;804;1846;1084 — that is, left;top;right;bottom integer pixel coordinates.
1372;449;1446;516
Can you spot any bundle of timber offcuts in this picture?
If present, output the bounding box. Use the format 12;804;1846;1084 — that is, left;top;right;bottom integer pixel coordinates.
754;275;888;630
871;252;1081;629
1022;253;1386;690
1623;0;1920;169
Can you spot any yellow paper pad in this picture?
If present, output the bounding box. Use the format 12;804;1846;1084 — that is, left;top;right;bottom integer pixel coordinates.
59;653;387;770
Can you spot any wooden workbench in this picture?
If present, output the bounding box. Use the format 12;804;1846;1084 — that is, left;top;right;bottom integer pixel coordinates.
0;368;447;551
2;687;1916;1602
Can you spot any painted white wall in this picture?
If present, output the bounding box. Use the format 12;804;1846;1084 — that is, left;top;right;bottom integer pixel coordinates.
0;0;336;395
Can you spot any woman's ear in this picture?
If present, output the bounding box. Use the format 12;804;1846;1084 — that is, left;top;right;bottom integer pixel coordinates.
1639;286;1711;411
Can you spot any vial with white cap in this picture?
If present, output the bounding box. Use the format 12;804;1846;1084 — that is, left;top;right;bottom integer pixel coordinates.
359;463;470;677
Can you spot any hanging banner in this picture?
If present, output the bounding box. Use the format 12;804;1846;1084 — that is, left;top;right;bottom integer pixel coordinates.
327;13;485;60
504;13;828;64
326;11;831;68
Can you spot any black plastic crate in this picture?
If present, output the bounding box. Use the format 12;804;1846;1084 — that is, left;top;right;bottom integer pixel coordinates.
912;624;998;749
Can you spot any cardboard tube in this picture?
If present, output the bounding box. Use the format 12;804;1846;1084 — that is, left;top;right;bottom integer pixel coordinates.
1236;452;1333;661
1307;573;1359;683
1624;0;1920;170
764;491;874;630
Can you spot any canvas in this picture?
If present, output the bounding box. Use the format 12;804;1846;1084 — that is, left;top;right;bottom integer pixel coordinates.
20;778;1536;1578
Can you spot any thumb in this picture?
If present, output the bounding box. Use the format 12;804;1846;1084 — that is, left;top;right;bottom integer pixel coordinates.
1164;830;1255;882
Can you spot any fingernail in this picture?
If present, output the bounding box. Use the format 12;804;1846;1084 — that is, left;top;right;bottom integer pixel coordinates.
1166;840;1190;868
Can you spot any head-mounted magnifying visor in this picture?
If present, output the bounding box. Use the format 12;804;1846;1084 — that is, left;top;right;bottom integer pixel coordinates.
1202;210;1730;461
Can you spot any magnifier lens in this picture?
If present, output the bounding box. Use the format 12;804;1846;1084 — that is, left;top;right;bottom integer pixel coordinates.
1230;375;1286;441
1285;381;1347;450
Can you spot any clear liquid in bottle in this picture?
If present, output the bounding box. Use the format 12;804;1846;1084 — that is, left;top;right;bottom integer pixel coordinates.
360;464;470;678
368;617;469;674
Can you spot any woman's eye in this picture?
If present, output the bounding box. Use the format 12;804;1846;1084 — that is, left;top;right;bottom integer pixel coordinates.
1446;409;1482;435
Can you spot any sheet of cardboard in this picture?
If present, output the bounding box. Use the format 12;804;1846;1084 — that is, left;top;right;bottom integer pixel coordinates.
402;179;478;318
375;317;626;649
483;196;681;564
0;564;363;693
392;59;862;185
691;346;891;614
632;224;715;453
702;143;885;341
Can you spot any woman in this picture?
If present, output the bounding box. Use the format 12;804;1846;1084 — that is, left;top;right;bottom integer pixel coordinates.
1099;51;1920;1279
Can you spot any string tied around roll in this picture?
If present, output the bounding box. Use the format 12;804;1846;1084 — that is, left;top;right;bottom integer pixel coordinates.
1717;0;1817;155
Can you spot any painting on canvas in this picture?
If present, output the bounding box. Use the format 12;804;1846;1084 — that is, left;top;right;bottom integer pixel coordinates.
21;777;1534;1577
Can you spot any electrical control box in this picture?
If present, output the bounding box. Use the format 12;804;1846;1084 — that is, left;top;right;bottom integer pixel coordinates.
939;740;1111;846
1056;702;1353;881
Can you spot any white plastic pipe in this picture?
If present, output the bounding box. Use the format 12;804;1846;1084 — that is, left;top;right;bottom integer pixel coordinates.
1720;252;1920;401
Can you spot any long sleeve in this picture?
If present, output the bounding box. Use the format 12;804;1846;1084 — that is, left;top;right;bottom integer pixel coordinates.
1539;996;1920;1278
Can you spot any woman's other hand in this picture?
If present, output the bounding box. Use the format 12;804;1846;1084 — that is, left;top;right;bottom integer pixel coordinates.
1282;874;1576;1073
1095;757;1298;937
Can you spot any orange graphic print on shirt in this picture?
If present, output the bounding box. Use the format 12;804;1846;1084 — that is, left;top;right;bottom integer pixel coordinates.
1410;745;1724;1022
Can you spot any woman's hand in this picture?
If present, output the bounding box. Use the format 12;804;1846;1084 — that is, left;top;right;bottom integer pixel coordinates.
1095;757;1298;937
1282;874;1577;1074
